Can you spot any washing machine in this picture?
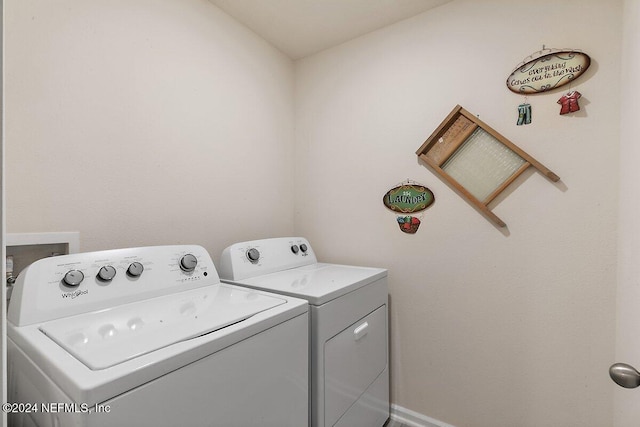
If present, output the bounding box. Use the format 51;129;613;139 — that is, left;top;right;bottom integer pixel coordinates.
219;237;389;427
7;245;309;427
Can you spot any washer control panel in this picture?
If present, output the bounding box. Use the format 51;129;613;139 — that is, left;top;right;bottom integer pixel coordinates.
219;237;317;281
8;245;219;326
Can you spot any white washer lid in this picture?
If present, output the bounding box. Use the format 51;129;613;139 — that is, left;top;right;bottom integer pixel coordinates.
39;284;285;370
233;263;387;305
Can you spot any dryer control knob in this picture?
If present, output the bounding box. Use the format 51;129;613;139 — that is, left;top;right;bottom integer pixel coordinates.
63;269;84;287
180;254;198;272
127;262;144;277
300;244;308;253
246;248;260;263
97;265;117;282
291;245;299;254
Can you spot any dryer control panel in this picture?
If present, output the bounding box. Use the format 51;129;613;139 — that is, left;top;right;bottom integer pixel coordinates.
219;237;318;281
8;245;219;326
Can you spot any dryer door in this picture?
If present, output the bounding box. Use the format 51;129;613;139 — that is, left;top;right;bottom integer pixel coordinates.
324;305;387;426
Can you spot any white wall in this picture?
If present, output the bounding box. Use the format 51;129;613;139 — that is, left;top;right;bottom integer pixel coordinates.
295;1;621;426
5;0;296;261
615;0;640;425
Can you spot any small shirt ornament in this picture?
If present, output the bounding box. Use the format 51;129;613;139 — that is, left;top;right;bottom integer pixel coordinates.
557;90;582;115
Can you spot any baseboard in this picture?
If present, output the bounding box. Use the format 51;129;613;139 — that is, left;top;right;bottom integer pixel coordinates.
390;404;458;427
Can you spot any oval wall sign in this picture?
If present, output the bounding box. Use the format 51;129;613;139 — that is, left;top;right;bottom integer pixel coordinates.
383;184;434;213
506;50;591;94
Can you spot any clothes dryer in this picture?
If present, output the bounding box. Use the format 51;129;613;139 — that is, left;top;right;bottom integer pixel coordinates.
219;237;389;427
8;245;308;427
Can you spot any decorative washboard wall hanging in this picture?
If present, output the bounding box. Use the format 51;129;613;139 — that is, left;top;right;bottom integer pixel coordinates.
415;105;560;227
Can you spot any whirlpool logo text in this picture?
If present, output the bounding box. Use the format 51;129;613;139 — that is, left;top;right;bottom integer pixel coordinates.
61;289;88;299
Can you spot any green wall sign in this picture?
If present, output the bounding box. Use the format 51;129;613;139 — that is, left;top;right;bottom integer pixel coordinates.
383;184;434;213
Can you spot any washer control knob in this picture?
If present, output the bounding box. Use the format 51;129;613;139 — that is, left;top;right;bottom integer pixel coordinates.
127;262;144;277
63;270;84;287
246;248;260;263
300;244;308;253
291;245;299;254
97;265;117;282
180;254;198;272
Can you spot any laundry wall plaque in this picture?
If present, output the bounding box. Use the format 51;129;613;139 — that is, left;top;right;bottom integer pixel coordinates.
383;184;434;213
383;181;434;234
507;50;590;94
